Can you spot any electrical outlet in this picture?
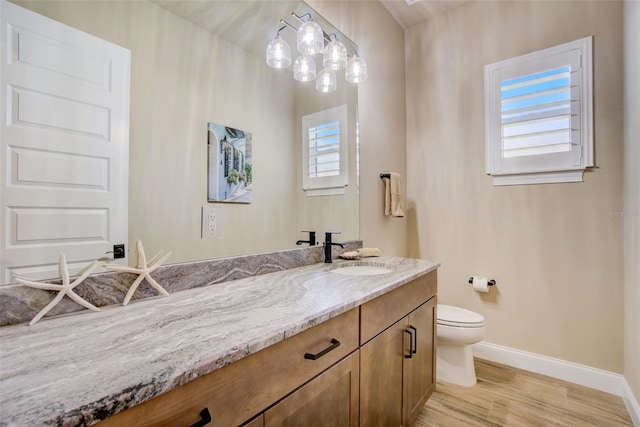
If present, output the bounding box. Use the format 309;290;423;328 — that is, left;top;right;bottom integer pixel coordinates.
201;206;220;239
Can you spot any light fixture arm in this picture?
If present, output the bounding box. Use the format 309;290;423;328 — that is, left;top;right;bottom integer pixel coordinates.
279;19;298;33
291;12;313;23
275;24;288;37
325;32;338;44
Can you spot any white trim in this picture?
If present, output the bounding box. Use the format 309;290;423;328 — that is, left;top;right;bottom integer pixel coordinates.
622;379;640;426
492;169;584;186
473;341;640;425
305;187;345;197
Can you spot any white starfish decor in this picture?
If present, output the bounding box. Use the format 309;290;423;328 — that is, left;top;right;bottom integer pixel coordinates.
104;239;172;305
13;255;100;325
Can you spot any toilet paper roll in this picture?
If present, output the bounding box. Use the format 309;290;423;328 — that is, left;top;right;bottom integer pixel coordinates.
472;276;490;293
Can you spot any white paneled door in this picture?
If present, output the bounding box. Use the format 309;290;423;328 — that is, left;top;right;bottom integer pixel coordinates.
0;1;130;284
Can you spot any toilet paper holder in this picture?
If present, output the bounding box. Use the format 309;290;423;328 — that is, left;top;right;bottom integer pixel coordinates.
468;277;496;286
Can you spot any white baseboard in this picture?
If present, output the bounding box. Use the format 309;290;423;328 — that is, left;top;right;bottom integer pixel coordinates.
622;379;640;427
473;341;640;426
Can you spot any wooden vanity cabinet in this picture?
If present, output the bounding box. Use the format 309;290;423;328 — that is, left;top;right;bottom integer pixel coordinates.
360;271;437;426
99;270;437;427
98;308;359;427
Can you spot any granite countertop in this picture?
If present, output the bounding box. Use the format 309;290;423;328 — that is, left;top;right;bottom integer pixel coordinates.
0;256;439;426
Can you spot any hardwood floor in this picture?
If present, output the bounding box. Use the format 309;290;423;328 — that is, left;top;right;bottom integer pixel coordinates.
415;359;633;426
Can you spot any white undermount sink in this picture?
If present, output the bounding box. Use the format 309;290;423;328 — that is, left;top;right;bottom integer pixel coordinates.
331;265;394;276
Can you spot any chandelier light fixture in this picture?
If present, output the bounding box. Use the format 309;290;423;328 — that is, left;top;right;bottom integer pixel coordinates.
294;54;317;82
345;52;368;83
323;34;347;71
316;68;337;93
266;11;367;93
296;18;324;55
266;30;291;69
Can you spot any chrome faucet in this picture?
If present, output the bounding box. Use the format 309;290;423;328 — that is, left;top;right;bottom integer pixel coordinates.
296;230;316;246
324;231;347;263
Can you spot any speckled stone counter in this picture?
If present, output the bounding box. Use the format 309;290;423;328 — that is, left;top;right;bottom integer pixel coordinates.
0;256;439;426
0;243;363;327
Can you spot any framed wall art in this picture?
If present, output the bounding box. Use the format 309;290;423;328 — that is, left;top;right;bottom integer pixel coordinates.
207;122;253;203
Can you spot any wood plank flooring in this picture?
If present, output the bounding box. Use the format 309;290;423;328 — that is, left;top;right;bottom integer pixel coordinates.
415;358;633;426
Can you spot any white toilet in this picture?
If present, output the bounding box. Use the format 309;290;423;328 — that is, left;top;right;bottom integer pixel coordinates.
436;304;486;387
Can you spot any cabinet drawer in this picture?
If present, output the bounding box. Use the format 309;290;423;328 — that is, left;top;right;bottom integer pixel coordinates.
99;308;359;427
360;271;437;345
264;351;359;426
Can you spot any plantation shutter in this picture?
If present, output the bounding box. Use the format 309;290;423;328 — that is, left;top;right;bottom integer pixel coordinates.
308;120;340;178
485;37;592;185
501;66;575;158
302;105;348;194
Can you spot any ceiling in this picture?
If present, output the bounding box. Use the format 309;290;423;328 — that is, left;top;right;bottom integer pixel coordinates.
152;0;473;58
154;1;357;58
379;0;473;29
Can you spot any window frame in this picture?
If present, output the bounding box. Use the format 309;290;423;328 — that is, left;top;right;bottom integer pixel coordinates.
302;104;349;196
484;37;593;186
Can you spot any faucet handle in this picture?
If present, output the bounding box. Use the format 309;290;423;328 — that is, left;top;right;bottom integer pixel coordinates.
324;231;342;245
296;230;316;246
302;230;316;246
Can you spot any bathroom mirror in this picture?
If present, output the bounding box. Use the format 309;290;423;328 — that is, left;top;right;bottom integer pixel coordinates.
5;0;359;284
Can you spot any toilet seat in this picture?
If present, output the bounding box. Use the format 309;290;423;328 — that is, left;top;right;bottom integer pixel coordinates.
437;304;485;328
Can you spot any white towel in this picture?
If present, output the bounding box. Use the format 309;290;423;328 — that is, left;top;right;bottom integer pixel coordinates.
383;173;404;217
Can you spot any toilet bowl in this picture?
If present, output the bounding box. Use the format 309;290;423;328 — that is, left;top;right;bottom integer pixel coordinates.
436;304;486;387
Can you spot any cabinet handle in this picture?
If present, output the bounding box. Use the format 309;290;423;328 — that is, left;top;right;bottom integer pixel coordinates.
409;325;417;354
304;338;340;360
404;329;413;359
189;408;212;427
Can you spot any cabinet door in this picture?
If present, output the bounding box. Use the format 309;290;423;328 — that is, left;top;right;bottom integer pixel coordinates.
264;351;359;427
403;296;437;425
241;415;264;427
359;318;408;426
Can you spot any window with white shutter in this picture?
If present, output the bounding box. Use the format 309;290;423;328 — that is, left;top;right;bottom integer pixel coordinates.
302;105;348;195
484;37;593;186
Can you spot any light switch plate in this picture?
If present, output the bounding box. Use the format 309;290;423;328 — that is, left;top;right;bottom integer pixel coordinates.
201;205;221;239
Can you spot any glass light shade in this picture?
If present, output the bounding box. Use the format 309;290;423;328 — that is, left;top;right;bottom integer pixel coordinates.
293;55;317;82
296;20;323;55
266;35;291;69
323;38;347;71
345;54;368;83
315;68;337;93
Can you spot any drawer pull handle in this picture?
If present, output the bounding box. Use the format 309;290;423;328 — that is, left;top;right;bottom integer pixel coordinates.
189;408;212;427
304;338;340;360
409;325;418;354
404;328;413;359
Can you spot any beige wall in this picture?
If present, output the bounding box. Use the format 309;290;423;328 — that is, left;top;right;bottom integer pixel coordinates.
406;0;624;372
624;0;640;403
308;0;408;257
12;1;304;263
